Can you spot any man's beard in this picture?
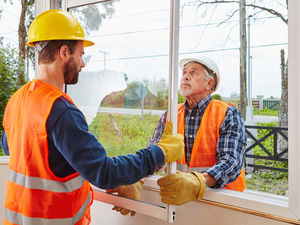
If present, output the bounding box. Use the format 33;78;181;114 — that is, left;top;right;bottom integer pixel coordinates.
180;82;193;97
64;57;79;85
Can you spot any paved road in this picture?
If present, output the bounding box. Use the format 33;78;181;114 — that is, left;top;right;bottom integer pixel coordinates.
253;115;278;123
98;107;165;116
98;107;278;123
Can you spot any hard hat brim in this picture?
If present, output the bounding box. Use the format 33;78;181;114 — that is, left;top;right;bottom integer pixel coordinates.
26;38;94;48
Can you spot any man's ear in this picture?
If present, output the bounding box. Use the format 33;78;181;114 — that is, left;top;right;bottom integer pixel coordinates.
59;45;70;61
206;78;215;91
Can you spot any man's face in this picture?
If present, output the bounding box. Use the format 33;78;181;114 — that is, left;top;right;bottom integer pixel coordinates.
180;62;210;98
64;41;85;85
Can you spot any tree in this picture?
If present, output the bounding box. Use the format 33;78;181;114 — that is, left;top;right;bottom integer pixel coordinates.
0;1;120;154
279;49;288;129
240;0;247;120
211;94;223;101
70;1;120;36
278;49;288;153
0;0;120;71
0;42;27;155
182;0;288;121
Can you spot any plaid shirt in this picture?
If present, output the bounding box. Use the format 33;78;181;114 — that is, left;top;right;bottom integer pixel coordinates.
148;95;247;188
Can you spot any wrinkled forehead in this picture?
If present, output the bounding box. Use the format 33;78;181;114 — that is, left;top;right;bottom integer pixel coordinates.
184;61;204;69
184;61;213;75
182;61;208;73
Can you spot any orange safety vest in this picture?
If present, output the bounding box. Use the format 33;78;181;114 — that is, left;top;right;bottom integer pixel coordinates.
175;100;245;192
3;80;92;225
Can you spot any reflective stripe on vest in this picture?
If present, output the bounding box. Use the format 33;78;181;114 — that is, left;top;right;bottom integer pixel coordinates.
4;193;91;225
7;169;86;192
175;100;245;192
3;80;92;224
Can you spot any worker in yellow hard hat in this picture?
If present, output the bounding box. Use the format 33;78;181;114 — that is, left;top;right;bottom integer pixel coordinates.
1;9;184;224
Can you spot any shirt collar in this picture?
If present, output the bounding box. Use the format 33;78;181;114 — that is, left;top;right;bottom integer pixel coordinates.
183;95;212;113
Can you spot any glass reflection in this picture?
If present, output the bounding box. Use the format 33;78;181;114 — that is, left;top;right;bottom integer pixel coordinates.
68;0;170;156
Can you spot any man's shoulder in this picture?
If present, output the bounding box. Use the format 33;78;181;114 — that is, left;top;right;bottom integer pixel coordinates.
52;96;77;112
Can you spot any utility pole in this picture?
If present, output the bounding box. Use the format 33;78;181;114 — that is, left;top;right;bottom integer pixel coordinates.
246;15;254;124
99;50;109;70
239;0;247;120
247;15;253;107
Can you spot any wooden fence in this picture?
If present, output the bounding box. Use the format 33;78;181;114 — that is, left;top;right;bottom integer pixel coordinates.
237;100;259;110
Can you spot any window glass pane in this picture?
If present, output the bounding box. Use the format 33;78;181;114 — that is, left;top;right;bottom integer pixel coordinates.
68;0;170;157
179;0;288;195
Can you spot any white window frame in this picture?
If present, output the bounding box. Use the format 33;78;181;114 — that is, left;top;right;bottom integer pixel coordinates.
62;0;180;222
33;0;300;222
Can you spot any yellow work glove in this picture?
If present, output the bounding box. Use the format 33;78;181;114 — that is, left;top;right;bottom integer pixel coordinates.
157;171;206;205
157;122;184;163
106;180;143;216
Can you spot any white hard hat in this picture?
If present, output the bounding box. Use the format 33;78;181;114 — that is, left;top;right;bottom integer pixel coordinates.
179;55;220;92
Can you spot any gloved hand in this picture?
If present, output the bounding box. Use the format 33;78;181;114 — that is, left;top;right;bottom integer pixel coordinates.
157;171;206;205
157;122;184;163
106;180;143;216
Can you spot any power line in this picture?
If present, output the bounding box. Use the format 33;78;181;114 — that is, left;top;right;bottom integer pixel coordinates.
1;36;18;44
89;15;286;39
0;5;20;20
88;42;287;63
0;29;18;33
111;8;169;19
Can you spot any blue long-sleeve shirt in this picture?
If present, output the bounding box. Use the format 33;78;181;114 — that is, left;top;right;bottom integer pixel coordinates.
1;96;164;189
148;95;247;188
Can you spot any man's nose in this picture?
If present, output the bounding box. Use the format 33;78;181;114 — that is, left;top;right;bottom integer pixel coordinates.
81;60;85;68
182;72;191;80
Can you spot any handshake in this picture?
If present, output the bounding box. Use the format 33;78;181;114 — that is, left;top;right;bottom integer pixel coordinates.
106;122;206;216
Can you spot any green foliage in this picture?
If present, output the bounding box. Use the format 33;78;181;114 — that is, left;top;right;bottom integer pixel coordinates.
246;171;288;195
246;121;288;195
89;113;161;156
211;94;222;101
222;98;239;107
178;91;186;103
101;80;169;110
253;107;279;116
89;109;289;195
70;0;120;35
101;79;188;109
0;43;28;155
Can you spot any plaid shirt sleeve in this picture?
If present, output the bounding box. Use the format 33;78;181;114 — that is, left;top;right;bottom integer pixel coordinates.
205;105;247;188
147;111;168;147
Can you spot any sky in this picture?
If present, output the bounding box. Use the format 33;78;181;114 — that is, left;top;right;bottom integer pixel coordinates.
0;0;288;99
0;1;20;46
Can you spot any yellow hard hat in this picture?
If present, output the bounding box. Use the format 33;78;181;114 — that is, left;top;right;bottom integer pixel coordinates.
26;9;94;47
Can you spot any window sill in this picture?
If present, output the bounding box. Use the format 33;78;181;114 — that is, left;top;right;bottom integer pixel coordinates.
0;156;9;165
144;175;297;222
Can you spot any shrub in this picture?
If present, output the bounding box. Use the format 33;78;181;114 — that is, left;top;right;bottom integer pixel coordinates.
211;94;222;101
0;43;28;155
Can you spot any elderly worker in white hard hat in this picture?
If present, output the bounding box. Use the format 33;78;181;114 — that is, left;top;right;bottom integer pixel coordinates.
148;55;247;205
